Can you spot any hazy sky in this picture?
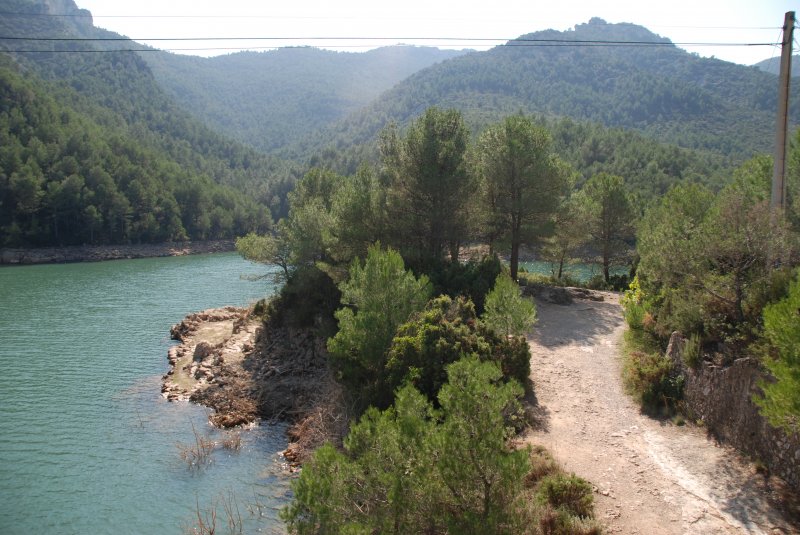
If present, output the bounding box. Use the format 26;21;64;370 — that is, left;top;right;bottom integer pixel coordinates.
73;0;796;66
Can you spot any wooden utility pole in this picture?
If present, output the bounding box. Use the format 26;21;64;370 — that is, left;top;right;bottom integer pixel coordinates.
772;11;795;213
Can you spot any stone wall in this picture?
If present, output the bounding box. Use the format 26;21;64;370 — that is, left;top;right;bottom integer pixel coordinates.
667;333;800;492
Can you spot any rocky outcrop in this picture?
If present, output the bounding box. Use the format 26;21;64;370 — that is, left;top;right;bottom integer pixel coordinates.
162;306;345;464
667;332;800;493
0;240;234;265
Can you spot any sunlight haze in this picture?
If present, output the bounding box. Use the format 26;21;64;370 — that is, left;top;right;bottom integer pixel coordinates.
73;0;795;65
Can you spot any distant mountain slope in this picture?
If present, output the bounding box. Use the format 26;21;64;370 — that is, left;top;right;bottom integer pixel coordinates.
285;18;797;162
753;55;800;77
0;0;299;247
142;46;466;152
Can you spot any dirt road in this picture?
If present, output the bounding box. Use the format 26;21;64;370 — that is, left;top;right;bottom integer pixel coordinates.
524;293;798;534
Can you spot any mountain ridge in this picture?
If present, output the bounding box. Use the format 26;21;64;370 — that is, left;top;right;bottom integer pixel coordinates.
141;45;467;153
278;18;796;162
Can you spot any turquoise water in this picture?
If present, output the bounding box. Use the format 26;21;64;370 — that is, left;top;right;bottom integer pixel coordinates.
0;253;290;534
519;260;627;282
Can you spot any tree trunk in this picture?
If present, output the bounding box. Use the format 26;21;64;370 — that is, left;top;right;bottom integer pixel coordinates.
510;227;520;281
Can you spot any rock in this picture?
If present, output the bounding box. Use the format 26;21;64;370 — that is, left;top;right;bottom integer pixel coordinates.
665;332;685;367
193;342;215;361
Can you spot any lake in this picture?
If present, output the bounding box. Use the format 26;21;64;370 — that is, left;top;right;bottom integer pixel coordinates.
0;253;290;534
519;260;628;282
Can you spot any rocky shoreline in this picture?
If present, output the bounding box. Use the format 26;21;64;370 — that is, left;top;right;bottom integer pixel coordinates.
162;306;347;465
0;239;235;265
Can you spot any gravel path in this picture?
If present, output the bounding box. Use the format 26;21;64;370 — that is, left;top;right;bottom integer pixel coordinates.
524;293;798;534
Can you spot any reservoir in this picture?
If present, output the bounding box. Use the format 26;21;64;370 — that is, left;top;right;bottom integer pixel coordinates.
0;253;289;534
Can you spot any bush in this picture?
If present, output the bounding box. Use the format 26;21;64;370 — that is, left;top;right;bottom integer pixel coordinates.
386;296;532;406
682;332;702;369
755;270;800;435
267;265;340;332
524;445;561;486
535;473;594;518
585;274;609;290
622;329;683;412
621;276;645;329
426;254;502;314
537;506;603;535
483;273;537;338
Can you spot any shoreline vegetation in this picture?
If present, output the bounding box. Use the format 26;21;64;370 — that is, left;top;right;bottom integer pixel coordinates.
0;239;236;266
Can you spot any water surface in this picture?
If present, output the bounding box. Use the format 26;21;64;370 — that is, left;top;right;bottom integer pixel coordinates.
0;253;289;534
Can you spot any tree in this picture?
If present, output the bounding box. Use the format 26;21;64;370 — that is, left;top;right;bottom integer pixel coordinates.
435;357;530;534
755;270;800;435
235;230;291;283
636;171;794;342
539;195;590;280
381;108;471;265
482;273;537;338
281;168;342;265
281;356;530;535
327;244;431;407
328;165;389;265
476;116;571;280
580;173;635;283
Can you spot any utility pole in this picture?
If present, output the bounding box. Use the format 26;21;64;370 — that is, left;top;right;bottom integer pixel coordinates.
772;11;795;214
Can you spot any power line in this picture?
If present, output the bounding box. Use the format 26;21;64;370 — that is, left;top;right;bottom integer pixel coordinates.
0;12;784;30
0;35;779;47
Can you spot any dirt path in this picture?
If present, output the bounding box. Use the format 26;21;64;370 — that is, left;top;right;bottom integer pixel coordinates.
524;293;798;535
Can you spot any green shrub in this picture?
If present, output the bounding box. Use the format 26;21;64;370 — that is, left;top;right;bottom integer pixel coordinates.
535;473;594;518
426;254;502;314
622;329;683;412
385;295;532;406
585;274;609;290
682;332;702;369
621;276;645;329
755;270;800;435
483;273;537;338
251;298;269;318
267;265;340;331
610;274;630;290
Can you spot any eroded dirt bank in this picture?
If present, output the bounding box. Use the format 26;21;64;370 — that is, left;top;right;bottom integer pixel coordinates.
524;293;798;534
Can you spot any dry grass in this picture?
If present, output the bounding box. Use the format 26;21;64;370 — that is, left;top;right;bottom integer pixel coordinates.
182;491;243;535
283;373;351;465
177;420;215;469
221;431;242;451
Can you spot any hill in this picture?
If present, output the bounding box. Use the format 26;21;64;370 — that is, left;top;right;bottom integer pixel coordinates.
753;54;800;77
142;46;467;153
284;18;797;162
0;0;299;247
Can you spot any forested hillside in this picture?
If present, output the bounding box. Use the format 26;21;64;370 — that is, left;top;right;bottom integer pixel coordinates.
143;46;466;153
0;0;300;247
753;54;799;77
284;18;797;162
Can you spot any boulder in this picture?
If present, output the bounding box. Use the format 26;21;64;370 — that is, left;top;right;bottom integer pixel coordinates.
193;341;215;361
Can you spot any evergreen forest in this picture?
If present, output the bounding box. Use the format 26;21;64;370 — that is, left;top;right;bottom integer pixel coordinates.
3;1;800;530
